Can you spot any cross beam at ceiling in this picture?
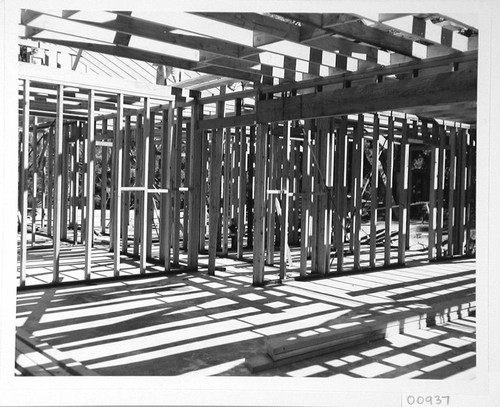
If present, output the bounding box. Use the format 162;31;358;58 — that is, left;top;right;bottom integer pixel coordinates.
257;64;476;123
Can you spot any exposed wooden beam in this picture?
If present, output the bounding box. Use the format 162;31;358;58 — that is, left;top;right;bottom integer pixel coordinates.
257;65;476;123
19;61;174;99
79;12;254;59
284;12;416;58
193;12;301;43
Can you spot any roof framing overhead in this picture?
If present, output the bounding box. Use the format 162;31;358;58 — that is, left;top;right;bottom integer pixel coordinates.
18;10;478;123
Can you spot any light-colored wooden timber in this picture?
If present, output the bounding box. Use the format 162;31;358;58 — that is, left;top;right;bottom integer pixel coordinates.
253;123;268;285
113;93;124;276
258;50;476;97
140;98;151;273
384;116;395;266
30;121;38;246
46;126;54;237
448;126;457;257
352;115;364;270
20;80;30;287
145;111;156;260
84;89;96;281
222;128;231;255
52;84;64;283
80;126;87;245
71;124;79;244
188;98;204;268
19;62;175;100
133;114;143;257
208;127;223;275
313;119;328;274
121;115;131;255
199;130;209;251
171;108;183;265
159;107;173;269
457;128;467;256
335;117;348;272
279;122;291;278
398;119;410;265
465;130;475;255
183;122;192;252
107;119;116;251
428;123;439;260
230;126;239;251
100;120;108;235
266;128;276;266
85;12;254;60
60;125;69;241
288;140;299;245
300;121;313;276
370;114;380;268
237;125;247;258
247;126;255;250
436;124;446;258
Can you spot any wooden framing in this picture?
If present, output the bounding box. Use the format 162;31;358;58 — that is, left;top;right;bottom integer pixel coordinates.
52;84;64;283
112;93;124;276
16;15;477;288
253;123;269;285
370;114;380;269
19;80;30;287
384;116;395;266
84;89;95;280
188;96;204;269
139;97;151;273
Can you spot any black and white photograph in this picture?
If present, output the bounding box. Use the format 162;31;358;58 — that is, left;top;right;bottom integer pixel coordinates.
0;1;498;406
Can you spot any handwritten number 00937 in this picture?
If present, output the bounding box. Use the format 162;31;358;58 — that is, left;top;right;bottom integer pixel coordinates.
406;395;450;405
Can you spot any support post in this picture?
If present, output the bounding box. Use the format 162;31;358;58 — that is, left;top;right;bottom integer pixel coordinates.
398;119;410;265
253;123;268;285
140;98;151;273
352;114;364;270
31;120;38;246
172;107;183;265
53;84;65;283
146;111;156;259
133;114;143;256
160;106;173;269
370;114;380;268
384;116;395;266
20;79;30;287
61;124;69;241
335;117;348;273
121;115;131;254
300;120;313;276
237;126;247;258
70;124;79;244
247;126;255;250
188;96;203;268
428;123;439;260
208;127;223;275
84;89;96;280
279;121;291;278
100;120;108;235
113;93;124;276
47;126;54;237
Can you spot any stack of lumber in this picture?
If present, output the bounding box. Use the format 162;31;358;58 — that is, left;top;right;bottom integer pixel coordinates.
15;328;98;376
245;295;475;373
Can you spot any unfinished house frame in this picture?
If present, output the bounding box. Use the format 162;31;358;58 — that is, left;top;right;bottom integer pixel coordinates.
15;10;478;378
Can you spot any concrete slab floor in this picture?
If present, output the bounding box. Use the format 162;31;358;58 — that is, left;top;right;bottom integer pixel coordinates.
15;255;475;378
